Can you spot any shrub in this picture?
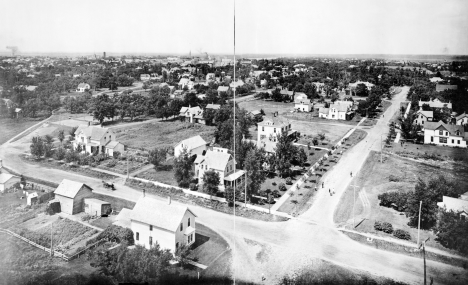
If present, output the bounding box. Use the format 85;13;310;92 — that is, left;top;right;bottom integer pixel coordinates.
93;154;106;163
272;182;277;186
189;183;198;191
81;214;92;221
378;191;408;212
78;153;91;165
374;221;382;231
64;151;78;163
388;175;400;182
285;177;292;185
113;151;121;159
106;160;117;168
381;222;394;234
53;147;66;160
393;229;411;240
278;183;287;191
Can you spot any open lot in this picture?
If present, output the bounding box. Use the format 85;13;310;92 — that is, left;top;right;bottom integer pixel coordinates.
0;117;47;145
115;118;216;150
133;158;178;186
239;99;293;116
334;151;468;253
388;141;468;163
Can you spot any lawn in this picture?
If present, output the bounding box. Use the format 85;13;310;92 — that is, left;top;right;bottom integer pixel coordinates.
114;118;216;150
277;178;319;216
388;141;468;163
284;111;363;126
238;99;293;116
334;150;468;253
133;158;179;186
0;117;47;145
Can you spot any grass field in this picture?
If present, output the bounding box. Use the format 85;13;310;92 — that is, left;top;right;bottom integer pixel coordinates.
388;141;468;163
115;119;216;150
0;117;46;145
133;159;179;186
334;151;468;252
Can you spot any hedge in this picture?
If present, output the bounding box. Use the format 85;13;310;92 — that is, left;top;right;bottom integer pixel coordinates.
393;229;411;240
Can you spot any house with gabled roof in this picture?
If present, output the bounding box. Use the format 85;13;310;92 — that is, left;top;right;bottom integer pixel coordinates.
257;116;298;153
294;92;311;112
174;135;208;158
195;147;245;190
322;101;353;120
414;110;433;126
73;125;125;156
76;83;90;92
418;99;452;110
179;106;204;124
455;112;468;126
124;196;197;253
437;195;468;219
0;173;21;193
217;86;230;95
54;179;93;215
423;121;467;148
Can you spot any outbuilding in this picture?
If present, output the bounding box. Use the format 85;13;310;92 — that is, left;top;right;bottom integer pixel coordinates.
27;192;38;206
84;198;112;216
0;173;21;193
54;179;93;215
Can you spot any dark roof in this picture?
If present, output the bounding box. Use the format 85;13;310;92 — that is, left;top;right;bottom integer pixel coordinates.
424;121;465;137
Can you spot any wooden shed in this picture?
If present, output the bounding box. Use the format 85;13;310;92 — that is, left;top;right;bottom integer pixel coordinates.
54;179;93;215
84;198;111;216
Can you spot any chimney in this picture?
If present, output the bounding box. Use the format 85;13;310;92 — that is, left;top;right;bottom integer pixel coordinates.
167;196;171;205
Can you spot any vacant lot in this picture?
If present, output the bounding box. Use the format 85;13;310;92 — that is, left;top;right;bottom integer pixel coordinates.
334;151;468;252
239;99;293;116
388;141;468;163
133;158;178;186
0;117;46;145
115;119;216;150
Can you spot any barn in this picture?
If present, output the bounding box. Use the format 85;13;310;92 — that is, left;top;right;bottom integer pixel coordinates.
84;198;111;216
54;179;93;215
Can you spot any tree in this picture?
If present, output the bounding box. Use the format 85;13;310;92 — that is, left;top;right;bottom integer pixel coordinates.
271;88;283;102
30;136;45;159
202;170;220;200
244;147;267;197
88;244;173;284
406;175;463;229
148;148;167;171
173;147;194;188
274;129;297;177
355;83;369;96
399;112;421;140
89;94;115;124
174;244;192;268
225;184;243;206
293;148;308;168
58;129;65;145
69;126;78;138
435;210;468;255
43;135;54;158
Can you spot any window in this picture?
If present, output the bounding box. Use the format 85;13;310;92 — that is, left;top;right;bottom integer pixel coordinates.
81;137;84;143
104;137;106;140
274;128;276;133
431;136;433;142
149;236;153;246
180;223;183;231
176;242;179;249
149;225;153;231
439;130;443;136
458;140;460;144
136;232;139;241
422;121;424;125
440;137;447;144
205;165;207;170
188;218;191;227
452;139;454;144
262;127;264;132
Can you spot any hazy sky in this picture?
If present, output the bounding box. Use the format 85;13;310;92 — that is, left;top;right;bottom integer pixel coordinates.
1;0;467;55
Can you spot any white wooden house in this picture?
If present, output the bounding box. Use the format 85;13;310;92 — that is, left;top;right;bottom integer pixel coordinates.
174;135;208;158
423;121;467;148
73;125;125;156
76;83;90;92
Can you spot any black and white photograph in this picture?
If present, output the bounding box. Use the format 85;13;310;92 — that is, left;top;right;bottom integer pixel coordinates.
0;0;468;284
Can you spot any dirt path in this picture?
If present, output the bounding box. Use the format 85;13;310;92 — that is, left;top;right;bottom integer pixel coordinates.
1;86;467;284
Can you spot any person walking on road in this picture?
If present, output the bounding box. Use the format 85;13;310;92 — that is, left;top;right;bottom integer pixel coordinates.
350;171;352;177
322;182;324;188
329;189;331;196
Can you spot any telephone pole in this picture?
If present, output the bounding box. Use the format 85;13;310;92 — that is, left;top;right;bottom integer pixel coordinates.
417;201;422;247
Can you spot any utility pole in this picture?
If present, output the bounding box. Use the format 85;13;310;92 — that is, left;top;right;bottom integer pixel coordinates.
417;201;422;247
353;183;356;228
380;134;383;163
419;237;430;285
244;171;247;208
50;221;53;257
127;150;129;179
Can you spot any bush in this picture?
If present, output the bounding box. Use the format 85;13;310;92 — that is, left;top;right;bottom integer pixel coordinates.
393;229;411;240
64;151;78;163
378;191;408;212
113;151;121;159
272;182;277;186
86;225;134;246
81;214;92;221
189;183;198;191
278;183;287;191
53;147;66;160
285;177;292;185
388;175;400;182
374;221;382;231
106;160;117;168
381;222;393;234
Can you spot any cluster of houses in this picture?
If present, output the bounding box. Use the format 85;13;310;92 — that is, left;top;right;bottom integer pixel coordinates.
411;99;468;148
72;125;125;156
48;177;198;254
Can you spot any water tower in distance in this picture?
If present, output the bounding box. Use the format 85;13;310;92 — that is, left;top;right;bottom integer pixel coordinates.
103;51;106;58
6;46;18;56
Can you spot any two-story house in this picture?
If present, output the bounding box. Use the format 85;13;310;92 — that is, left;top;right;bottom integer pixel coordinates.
73;125;125;156
178;78;194;90
257;116;297;153
418;99;452;111
140;74;151;81
195;147;245;190
324;101;353;120
294;93;311;112
414;110;433;126
423;121;467;148
217;86;230;95
179;106;204;124
127;196;197;253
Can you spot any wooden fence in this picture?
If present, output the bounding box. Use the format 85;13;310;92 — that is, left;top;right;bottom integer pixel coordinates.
0;228;105;262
